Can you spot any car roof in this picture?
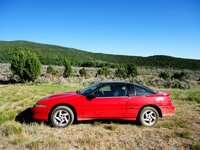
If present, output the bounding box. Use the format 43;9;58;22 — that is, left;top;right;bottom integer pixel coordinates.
99;81;135;85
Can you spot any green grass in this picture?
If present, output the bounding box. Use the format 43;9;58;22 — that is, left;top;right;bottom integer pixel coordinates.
0;112;16;123
0;83;199;149
3;124;23;136
26;140;44;150
103;124;118;131
11;137;26;145
159;117;188;129
190;143;200;150
166;88;200;103
79;137;97;146
0;83;83;125
176;130;191;139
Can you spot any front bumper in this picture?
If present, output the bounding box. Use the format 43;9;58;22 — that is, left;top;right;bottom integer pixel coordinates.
32;106;49;121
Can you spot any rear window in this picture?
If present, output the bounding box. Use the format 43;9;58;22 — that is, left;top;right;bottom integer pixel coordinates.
128;85;156;96
135;85;155;96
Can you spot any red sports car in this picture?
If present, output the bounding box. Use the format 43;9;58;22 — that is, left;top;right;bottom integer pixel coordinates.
32;81;175;127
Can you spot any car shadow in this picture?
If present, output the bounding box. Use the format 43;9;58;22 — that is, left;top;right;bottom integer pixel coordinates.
15;107;34;124
75;120;138;126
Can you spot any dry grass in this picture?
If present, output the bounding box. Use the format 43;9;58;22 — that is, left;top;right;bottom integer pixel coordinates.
0;83;200;150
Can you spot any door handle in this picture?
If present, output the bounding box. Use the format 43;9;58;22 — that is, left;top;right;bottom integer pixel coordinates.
123;100;128;102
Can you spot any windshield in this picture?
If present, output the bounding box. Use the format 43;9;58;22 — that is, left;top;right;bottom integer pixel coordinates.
79;83;103;95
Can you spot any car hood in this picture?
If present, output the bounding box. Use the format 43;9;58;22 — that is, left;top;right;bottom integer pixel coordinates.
40;91;78;101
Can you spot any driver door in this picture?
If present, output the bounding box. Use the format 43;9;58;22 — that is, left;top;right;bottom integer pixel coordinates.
82;84;129;118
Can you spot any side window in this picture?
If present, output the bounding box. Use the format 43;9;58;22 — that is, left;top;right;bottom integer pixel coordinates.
129;85;135;96
94;84;128;97
94;85;112;97
135;86;154;96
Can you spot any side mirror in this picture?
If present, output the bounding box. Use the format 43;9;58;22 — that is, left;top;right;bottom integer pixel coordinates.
86;93;96;100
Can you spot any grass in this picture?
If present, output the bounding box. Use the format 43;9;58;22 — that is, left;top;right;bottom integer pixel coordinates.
0;83;199;149
79;137;97;146
11;137;26;145
103;124;118;131
0;112;16;123
167;88;200;103
190;143;200;150
158;117;188;129
176;130;192;138
2;124;23;136
26;140;44;149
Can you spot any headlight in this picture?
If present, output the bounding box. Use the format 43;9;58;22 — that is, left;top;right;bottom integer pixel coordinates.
34;103;48;108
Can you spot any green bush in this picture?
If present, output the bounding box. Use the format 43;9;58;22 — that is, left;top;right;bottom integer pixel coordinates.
131;76;143;85
63;58;73;77
159;71;170;80
171;71;189;80
10;50;41;82
79;68;87;77
169;80;190;89
126;63;138;77
97;67;110;77
47;65;59;75
147;77;165;87
81;61;95;67
115;64;138;79
115;67;127;79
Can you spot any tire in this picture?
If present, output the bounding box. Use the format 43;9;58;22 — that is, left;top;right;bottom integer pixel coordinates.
139;107;159;127
50;106;74;128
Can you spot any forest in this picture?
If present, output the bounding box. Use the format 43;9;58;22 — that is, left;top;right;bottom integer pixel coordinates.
0;40;200;70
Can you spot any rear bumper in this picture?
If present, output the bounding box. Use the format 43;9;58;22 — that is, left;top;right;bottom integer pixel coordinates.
161;106;175;117
32;106;49;121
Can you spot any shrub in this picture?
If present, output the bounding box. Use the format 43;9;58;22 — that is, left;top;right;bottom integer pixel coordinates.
97;67;110;77
169;80;190;89
63;58;72;77
115;67;127;79
81;61;95;67
171;71;189;80
126;63;138;77
10;50;41;82
79;68;87;77
131;76;143;85
147;77;165;87
47;65;59;75
159;71;170;80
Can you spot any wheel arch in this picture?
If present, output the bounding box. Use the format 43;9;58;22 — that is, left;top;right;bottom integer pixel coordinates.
48;103;77;122
137;105;162;119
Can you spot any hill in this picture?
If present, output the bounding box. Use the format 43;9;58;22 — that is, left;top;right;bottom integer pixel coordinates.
0;40;200;70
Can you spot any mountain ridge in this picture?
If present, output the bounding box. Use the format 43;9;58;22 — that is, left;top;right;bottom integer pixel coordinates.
0;40;199;70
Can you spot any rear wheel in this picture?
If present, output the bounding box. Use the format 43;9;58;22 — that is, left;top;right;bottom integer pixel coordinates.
50;106;74;128
139;107;159;127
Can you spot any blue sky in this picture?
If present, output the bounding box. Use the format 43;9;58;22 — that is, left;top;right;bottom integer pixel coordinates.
0;0;200;59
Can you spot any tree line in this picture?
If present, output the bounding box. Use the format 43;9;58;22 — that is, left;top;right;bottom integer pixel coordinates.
1;40;200;70
10;50;138;82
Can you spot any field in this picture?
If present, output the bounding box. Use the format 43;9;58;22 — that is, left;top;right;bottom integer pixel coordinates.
0;84;200;150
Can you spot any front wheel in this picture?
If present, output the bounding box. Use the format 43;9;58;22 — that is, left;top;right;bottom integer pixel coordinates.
50;106;74;128
139;107;159;127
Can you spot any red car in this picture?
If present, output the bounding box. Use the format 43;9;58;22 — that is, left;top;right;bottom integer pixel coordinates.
32;81;175;127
